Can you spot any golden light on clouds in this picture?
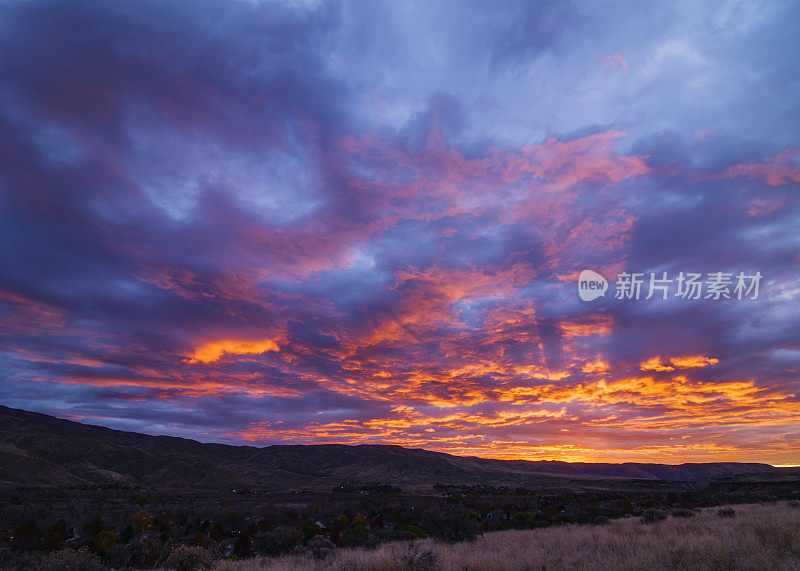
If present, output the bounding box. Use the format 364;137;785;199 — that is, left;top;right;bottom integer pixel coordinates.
640;354;719;372
188;338;281;364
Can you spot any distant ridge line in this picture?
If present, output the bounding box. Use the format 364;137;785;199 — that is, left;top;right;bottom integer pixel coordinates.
0;405;794;491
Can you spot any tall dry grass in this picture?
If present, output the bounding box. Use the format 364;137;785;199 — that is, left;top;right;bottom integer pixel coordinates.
217;502;800;571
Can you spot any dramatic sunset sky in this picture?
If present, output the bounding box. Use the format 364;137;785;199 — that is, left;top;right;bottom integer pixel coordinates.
1;0;798;464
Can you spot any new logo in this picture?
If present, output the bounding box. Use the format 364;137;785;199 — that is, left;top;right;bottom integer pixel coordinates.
578;269;608;301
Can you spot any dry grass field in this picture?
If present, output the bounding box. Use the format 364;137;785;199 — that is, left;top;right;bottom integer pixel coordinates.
219;502;800;571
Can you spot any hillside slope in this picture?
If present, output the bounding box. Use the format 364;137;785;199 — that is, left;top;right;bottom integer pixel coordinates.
0;406;788;491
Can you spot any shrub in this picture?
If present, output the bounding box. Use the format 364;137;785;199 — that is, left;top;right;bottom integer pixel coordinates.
93;529;116;556
593;516;610;525
128;511;154;532
553;513;574;525
342;519;371;548
42;519;67;551
389;541;439;571
0;551;36;570
305;535;337;559
232;533;251;557
299;519;323;541
399;525;426;540
421;506;479;543
256;517;273;532
163;545;216;570
106;536;169;569
252;526;303;557
717;507;736;518
14;518;40;551
671;509;696;518
640;509;667;524
119;524;134;544
36;547;102;571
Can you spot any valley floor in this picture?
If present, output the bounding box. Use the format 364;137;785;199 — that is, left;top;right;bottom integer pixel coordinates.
220;502;800;571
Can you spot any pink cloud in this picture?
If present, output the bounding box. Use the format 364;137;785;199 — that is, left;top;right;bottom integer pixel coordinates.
602;52;628;73
720;147;800;186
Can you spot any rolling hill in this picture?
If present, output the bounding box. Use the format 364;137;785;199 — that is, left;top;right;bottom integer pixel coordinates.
0;405;792;491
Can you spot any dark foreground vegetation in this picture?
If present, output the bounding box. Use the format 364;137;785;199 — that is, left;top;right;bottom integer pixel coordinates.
2;409;799;568
231;501;800;570
1;482;799;569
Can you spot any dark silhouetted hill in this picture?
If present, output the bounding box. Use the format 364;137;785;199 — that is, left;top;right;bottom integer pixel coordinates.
0;406;793;491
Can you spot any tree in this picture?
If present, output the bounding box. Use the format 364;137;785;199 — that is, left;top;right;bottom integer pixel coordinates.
119;524;134;544
84;517;104;538
232;534;251;557
421;506;479;543
128;511;153;532
300;519;323;541
43;519;67;551
252;526;303;557
14;518;40;552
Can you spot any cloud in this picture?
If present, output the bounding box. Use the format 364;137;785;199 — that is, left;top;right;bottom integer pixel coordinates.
188;338;282;364
0;0;798;464
640;355;719;372
719;147;800;186
490;0;582;67
602;52;628;73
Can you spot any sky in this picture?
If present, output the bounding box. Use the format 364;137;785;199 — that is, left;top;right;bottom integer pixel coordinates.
0;0;799;465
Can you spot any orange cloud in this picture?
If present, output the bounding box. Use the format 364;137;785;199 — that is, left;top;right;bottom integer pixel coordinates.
188;338;281;364
582;359;610;373
640;356;674;372
669;355;719;369
640;354;718;371
230;372;800;464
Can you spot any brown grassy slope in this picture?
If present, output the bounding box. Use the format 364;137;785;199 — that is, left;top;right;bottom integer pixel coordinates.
220;502;800;571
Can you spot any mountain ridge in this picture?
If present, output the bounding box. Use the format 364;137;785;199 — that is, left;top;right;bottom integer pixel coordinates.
0;405;791;491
